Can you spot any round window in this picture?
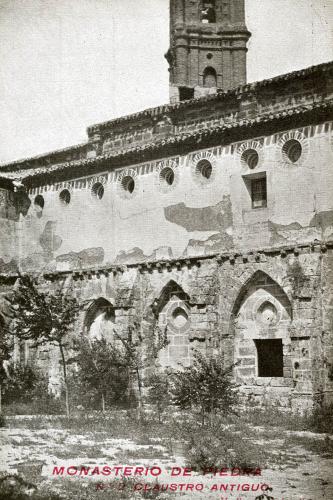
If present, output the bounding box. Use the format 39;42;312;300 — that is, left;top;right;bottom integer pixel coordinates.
196;159;212;179
122;176;135;194
160;167;175;186
282;139;302;163
257;302;278;326
91;182;105;200
59;189;71;205
241;149;259;169
34;194;45;209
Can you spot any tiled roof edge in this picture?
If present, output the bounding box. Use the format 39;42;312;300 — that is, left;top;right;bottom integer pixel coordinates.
87;60;333;133
4;99;330;186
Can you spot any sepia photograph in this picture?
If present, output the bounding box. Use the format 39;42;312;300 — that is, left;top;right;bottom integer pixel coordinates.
0;1;333;499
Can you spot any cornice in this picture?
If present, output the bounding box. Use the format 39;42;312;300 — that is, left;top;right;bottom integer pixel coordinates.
1;240;332;282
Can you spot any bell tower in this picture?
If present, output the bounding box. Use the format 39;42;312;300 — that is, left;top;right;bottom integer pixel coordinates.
166;0;251;102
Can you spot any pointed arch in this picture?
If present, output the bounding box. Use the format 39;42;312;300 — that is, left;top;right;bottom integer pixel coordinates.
203;66;217;87
231;270;292;321
84;297;115;342
152;280;190;315
153;280;192;369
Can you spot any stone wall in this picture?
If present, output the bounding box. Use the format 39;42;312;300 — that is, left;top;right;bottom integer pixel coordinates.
6;244;331;410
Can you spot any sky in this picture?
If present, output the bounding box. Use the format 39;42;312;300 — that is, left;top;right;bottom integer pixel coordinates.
0;0;332;163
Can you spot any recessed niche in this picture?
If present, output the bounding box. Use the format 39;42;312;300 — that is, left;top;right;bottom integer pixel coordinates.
257;301;278;326
34;194;45;209
171;307;189;329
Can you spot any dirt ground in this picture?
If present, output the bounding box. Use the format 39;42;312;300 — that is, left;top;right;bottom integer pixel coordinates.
0;417;332;499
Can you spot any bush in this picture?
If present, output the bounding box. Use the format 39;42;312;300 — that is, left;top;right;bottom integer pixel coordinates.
307;403;333;434
72;338;130;412
171;351;238;425
2;364;39;404
184;419;266;472
2;364;62;415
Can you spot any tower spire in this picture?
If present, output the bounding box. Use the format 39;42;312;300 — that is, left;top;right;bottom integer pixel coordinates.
166;0;251;102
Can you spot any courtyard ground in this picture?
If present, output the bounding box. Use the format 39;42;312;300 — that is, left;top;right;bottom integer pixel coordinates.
0;412;332;499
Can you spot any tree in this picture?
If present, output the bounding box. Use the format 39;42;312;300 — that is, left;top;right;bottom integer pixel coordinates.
0;317;11;414
171;351;239;425
114;322;169;419
73;337;129;411
6;274;80;417
145;371;171;423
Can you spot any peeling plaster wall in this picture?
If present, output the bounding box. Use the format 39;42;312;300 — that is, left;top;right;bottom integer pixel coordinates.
0;188;28;273
2;122;330;273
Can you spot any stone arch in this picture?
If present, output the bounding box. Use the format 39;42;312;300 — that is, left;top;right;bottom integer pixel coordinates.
230;270;294;403
231;270;292;321
152;279;190;316
152;280;191;369
203;67;217;88
84;297;115;342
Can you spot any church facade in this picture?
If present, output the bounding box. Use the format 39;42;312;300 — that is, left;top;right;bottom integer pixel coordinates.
0;0;333;411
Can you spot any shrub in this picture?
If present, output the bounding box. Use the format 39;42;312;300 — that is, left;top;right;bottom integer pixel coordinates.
2;364;62;415
171;351;238;425
2;364;39;404
184;420;266;472
72;338;130;412
307;403;333;434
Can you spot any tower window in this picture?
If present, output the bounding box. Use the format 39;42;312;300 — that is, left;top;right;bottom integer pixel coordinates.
255;339;284;377
251;175;267;209
179;87;194;101
203;67;217;88
201;1;216;23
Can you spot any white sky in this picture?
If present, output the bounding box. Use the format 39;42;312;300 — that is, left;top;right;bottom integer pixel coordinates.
0;0;332;163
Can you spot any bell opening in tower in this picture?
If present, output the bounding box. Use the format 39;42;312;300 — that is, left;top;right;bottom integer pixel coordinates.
201;0;216;23
179;87;195;101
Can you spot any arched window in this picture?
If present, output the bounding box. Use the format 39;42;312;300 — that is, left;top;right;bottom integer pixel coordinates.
231;271;292;383
201;1;216;23
152;281;191;369
84;298;115;342
203;67;217;88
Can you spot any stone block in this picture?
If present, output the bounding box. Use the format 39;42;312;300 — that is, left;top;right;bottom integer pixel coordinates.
169;346;189;358
242;357;255;366
238;368;255;377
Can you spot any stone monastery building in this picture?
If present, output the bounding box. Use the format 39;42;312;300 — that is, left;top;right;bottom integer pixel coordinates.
0;0;333;411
